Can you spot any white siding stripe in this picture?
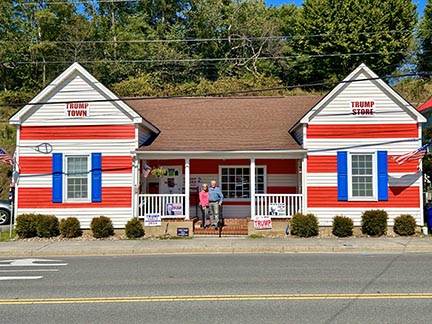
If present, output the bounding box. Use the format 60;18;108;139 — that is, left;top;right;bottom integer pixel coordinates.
306;207;422;226
19;173;133;188
307;173;422;187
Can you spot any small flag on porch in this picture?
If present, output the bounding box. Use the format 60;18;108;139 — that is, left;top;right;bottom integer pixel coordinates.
392;143;429;169
143;164;151;178
0;148;13;166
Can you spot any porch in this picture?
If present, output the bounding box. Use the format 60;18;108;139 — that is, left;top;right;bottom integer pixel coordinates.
137;193;302;235
137;192;303;220
133;156;305;235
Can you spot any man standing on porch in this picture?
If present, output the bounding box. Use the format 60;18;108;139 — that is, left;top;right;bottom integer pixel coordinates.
209;180;224;228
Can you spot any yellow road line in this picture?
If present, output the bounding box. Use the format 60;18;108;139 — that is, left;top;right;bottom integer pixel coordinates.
1;293;432;305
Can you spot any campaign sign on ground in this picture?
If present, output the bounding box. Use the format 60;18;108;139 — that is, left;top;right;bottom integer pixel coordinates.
177;228;189;236
254;215;272;230
269;203;286;216
144;213;161;226
166;203;183;216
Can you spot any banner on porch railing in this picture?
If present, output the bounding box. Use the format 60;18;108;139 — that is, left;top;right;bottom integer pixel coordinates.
254;215;272;230
167;203;183;216
144;213;162;226
269;203;286;216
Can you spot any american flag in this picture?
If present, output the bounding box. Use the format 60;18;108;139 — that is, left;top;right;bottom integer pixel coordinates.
0;148;13;166
143;164;151;178
392;143;429;167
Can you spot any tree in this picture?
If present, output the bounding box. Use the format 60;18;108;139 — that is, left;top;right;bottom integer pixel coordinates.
418;0;432;78
292;0;417;86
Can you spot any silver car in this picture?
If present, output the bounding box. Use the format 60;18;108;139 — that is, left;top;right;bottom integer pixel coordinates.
0;200;11;225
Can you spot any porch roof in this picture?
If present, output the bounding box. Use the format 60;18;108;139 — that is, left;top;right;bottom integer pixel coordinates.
125;96;322;151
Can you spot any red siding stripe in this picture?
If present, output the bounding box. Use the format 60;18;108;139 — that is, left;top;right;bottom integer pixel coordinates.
307;186;420;207
308;155;420;173
102;156;132;173
267;187;297;194
18;187;132;208
19;156;132;174
307;124;418;139
307;156;337;173
20;125;135;140
148;159;298;175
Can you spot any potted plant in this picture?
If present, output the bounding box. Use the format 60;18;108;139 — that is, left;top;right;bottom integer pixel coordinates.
151;167;167;178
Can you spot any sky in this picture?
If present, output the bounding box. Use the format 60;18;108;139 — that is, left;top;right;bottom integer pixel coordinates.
266;0;428;16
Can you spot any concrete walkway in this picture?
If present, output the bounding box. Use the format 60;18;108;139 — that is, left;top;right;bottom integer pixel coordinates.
1;236;432;257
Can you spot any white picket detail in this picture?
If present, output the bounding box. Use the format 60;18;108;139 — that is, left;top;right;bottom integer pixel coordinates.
255;194;303;218
139;194;186;218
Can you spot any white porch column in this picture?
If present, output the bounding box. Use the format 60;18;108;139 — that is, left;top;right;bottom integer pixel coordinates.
185;158;190;220
250;158;256;220
131;156;139;218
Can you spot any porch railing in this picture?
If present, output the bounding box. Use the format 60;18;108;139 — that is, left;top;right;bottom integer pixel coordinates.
255;194;303;218
138;194;186;218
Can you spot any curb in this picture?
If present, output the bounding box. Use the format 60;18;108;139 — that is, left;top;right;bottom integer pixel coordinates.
2;245;432;257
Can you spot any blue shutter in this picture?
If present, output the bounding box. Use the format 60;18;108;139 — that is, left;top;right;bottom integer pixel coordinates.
52;153;63;203
337;151;348;201
91;153;102;202
377;151;388;201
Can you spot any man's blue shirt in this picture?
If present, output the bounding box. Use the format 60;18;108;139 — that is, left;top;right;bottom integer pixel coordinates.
209;186;224;203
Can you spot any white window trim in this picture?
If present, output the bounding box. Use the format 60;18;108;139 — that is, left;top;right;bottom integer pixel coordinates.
64;154;92;203
218;165;267;201
348;152;377;201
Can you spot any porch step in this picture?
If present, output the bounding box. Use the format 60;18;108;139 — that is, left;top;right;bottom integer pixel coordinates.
193;218;249;235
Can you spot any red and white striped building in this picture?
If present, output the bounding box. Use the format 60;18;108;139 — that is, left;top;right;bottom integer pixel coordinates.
9;63;426;230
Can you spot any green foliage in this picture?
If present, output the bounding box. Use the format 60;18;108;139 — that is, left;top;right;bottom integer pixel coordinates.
16;214;60;238
290;213;319;237
15;213;42;238
361;209;388;236
393;214;417;236
125;218;145;239
36;215;59;238
418;0;432;77
0;230;16;242
248;233;264;239
90;216;114;238
59;217;82;238
332;216;354;237
293;0;417;86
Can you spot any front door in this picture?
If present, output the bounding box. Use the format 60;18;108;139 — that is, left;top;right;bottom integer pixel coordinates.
159;166;183;194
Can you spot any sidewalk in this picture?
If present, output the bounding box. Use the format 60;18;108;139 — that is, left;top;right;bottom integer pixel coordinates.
1;236;432;257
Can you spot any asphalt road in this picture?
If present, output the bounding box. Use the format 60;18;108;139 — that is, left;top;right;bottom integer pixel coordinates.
1;253;432;323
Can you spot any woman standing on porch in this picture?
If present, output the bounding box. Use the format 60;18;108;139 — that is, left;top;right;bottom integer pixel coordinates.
199;183;210;228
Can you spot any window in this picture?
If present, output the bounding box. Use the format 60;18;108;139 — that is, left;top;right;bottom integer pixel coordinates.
66;156;89;200
350;154;374;198
337;151;387;202
220;166;265;199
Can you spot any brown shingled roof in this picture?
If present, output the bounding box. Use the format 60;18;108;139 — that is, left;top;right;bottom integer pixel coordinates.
125;96;322;151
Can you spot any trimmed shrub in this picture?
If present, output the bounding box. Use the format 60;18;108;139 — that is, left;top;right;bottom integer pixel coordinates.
393;214;416;236
290;213;319;238
125;218;145;239
36;215;59;238
59;217;82;238
332;216;354;237
361;209;388;236
15;214;40;238
90;216;114;238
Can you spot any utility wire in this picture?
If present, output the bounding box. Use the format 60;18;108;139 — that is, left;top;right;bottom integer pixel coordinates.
8;0;139;5
0;72;427;108
3;49;417;65
0;30;414;44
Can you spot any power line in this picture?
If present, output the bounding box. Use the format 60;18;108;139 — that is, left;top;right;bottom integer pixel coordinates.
0;30;414;45
3;49;415;65
9;0;139;5
0;72;427;108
